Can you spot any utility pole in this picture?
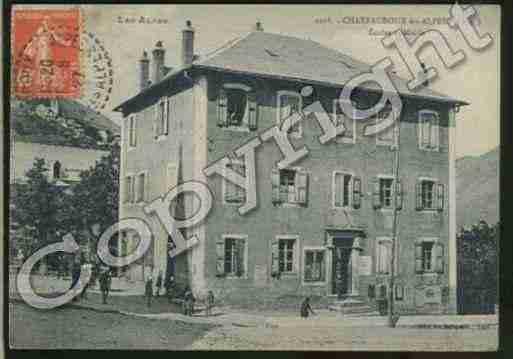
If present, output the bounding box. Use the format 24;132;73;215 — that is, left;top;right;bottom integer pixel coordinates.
388;111;401;328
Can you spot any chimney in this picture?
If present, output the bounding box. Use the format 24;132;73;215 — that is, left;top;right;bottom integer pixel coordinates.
182;20;195;66
139;50;150;91
254;21;264;31
151;41;165;85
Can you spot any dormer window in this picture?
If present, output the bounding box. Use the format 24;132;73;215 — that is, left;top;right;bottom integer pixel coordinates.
418;110;439;151
217;83;258;131
277;91;302;138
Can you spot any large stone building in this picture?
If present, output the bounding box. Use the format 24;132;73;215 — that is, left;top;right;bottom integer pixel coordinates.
114;21;466;313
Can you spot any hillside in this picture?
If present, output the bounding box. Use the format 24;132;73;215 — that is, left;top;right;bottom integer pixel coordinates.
11;98;119;150
456;147;499;228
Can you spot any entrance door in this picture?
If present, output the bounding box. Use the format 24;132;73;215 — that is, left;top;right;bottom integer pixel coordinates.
332;238;354;297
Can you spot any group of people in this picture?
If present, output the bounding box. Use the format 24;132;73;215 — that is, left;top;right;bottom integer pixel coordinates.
144;271;215;317
69;256;112;304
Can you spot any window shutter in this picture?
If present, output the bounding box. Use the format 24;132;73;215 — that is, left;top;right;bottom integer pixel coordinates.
248;92;258;131
431;117;439;149
271;168;281;204
435;243;444;273
236;239;245;277
124;176;131;203
437;183;445;211
167;163;177;190
216;239;225;277
352;176;362;209
421;117;431;147
295;170;308;205
415;180;423;210
334;173;342;207
164;98;169;135
217;88;228;127
271;240;279;277
372;177;381;209
395;179;403;210
155;105;161;138
415;242;423;273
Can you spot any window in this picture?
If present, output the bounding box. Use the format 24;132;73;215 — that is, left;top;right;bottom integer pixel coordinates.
373;104;398;146
304;249;325;282
415;240;445;274
380;178;393;208
376;238;398;274
333;99;356;143
279;239;295;273
136;172;146;203
418;110;439;150
124;175;135;203
333;172;352;208
217;84;257;130
154;98;169;138
216;236;246;277
277;91;302;138
271;237;297;276
223;160;246;204
416;179;444;211
372;177;403;210
128;115;137;148
271;168;308;205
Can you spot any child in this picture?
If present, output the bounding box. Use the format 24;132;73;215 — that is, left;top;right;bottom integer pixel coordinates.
145;275;153;308
206;290;215;317
300;297;315;318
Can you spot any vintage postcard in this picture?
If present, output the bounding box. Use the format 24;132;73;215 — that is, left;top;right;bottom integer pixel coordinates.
6;3;500;351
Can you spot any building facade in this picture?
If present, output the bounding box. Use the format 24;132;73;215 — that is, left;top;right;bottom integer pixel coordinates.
115;22;465;314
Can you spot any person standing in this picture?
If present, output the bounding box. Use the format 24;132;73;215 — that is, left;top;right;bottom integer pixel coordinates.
99;267;111;304
70;257;81;302
155;270;163;297
300;297;315;318
145;275;153;308
183;287;195;316
206;290;215;317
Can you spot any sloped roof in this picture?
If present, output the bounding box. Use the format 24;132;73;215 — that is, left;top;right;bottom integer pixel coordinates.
115;31;467;112
195;31;465;104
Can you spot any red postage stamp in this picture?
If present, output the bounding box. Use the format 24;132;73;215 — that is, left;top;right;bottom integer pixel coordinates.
12;8;81;99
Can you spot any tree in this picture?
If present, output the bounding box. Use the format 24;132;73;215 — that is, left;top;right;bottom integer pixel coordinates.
457;220;498;314
11;158;65;269
66;142;120;255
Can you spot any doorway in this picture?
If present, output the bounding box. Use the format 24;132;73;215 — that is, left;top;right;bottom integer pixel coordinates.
332;237;354;297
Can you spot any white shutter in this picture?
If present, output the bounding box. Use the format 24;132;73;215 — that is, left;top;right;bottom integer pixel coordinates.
334;173;342;207
167;163;178;190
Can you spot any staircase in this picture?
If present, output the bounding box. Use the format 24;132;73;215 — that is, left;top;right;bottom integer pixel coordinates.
327;297;380;316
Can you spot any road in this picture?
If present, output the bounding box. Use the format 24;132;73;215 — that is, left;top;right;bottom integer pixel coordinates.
9;302;498;351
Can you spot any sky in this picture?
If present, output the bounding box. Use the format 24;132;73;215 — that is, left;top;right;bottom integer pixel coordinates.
68;4;501;158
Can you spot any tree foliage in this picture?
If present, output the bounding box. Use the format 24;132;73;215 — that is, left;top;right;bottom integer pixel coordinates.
457;220;498;314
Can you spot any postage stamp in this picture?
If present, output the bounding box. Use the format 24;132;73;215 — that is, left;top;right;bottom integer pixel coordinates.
12;8;81;99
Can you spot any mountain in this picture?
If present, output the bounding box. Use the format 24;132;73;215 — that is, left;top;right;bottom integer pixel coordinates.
11;98;119;150
456;147;499;228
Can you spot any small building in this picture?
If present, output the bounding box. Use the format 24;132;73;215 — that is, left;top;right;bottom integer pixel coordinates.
114;21;467;314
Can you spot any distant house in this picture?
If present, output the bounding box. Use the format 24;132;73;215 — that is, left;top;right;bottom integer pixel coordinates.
114;21;467;314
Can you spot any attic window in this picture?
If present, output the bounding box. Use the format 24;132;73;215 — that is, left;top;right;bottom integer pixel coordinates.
265;49;279;57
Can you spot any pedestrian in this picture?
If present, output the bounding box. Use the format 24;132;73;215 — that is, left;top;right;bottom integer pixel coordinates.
205;290;215;317
155;270;163;297
300;297;315;318
145;275;153;308
165;275;175;303
80;261;93;300
183;286;195;316
70;257;81;302
99;267;111;304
